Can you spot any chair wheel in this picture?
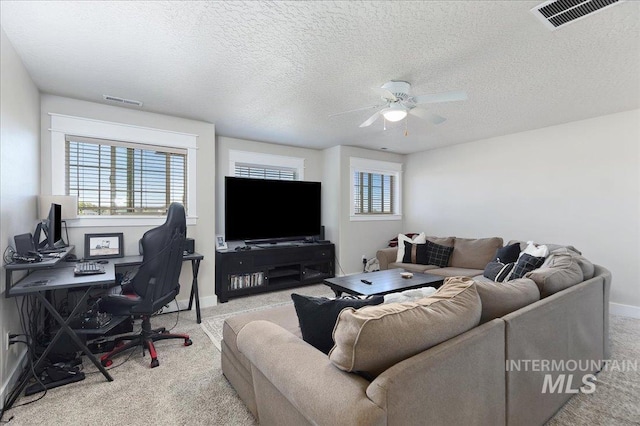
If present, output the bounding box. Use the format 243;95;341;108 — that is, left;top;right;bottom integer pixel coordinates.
184;338;193;346
102;359;113;367
150;359;159;368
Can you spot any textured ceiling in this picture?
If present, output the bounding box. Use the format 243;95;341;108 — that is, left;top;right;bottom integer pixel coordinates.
1;1;639;154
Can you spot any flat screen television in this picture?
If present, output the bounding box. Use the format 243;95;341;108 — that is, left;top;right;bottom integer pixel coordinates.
225;177;321;243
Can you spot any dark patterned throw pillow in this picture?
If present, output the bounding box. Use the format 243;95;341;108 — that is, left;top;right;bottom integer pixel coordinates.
291;294;384;354
424;240;454;268
402;241;429;264
510;253;545;279
484;261;516;282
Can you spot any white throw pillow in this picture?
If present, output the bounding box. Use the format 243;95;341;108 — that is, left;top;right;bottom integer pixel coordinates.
396;232;427;263
520;241;549;259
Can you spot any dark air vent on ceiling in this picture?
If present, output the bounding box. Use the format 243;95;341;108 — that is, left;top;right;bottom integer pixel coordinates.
531;0;623;30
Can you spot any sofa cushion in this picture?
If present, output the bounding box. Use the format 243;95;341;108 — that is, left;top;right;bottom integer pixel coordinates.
291;294;384;354
396;233;426;263
510;253;545;280
427;267;484;278
223;304;302;373
474;277;540;323
425;235;455;247
527;251;585;297
492;243;521;264
450;237;503;269
329;276;481;377
388;262;439;273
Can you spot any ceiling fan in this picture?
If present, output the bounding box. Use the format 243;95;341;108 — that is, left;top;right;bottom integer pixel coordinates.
331;81;467;128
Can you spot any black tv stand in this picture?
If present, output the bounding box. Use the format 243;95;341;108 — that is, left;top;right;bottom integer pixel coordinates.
215;242;335;303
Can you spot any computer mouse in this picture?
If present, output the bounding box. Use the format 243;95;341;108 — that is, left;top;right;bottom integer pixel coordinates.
96;260;108;264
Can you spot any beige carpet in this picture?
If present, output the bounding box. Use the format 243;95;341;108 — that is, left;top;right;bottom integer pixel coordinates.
201;284;333;351
4;283;639;426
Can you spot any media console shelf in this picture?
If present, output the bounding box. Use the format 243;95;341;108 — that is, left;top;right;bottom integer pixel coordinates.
215;242;335;303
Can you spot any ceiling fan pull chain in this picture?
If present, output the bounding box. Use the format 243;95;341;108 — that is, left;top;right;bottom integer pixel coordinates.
404;117;409;137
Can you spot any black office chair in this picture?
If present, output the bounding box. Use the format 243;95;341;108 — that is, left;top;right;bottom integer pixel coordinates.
98;203;192;368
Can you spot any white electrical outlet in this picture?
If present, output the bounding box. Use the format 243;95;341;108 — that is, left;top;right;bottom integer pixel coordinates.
4;332;10;351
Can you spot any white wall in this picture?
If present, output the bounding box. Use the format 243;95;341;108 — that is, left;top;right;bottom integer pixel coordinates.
0;27;41;406
39;95;217;307
404;109;640;313
215;136;325;241
335;146;406;274
215;138;405;275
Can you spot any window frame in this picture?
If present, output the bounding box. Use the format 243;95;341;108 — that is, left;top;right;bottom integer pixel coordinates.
349;157;402;221
49;113;198;227
228;150;305;180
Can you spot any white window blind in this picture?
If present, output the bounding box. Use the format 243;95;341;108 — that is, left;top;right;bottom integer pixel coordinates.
234;163;296;180
354;171;394;214
65;136;187;215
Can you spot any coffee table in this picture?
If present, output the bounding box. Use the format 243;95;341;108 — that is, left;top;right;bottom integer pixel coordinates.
323;269;444;298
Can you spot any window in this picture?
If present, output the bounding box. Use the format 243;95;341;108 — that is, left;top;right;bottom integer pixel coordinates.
229;150;304;181
354;172;394;214
66;136;186;215
234;164;296;180
49;114;198;227
350;157;402;221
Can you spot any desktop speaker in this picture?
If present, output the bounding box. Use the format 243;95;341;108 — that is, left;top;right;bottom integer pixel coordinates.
185;238;195;254
14;233;35;255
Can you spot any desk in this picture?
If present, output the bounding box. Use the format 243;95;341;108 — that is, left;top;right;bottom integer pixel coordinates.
5;250;116;407
113;252;204;324
3;248;205;405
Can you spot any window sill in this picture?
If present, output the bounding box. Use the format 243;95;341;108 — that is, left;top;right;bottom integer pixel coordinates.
67;216;197;228
350;214;402;222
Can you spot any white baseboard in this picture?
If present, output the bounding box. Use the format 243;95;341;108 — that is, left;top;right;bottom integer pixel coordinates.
610;302;640;319
0;347;28;411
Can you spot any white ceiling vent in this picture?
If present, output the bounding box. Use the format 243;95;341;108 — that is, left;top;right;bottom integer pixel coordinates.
531;0;624;30
102;94;143;107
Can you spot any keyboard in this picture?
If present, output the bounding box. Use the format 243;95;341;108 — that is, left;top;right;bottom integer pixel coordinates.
73;261;106;276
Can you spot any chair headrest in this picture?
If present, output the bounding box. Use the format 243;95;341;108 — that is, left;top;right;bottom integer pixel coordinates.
165;202;186;228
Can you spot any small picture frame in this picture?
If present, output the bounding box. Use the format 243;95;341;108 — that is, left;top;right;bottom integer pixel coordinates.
216;235;228;250
84;232;124;260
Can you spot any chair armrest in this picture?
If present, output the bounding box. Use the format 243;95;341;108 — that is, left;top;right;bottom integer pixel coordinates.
376;247;397;270
237;320;385;426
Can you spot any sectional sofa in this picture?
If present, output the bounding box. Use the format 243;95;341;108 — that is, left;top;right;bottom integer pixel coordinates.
220;235;611;426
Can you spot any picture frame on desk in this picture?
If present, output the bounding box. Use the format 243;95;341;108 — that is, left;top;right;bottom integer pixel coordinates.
216;234;228;250
84;232;124;260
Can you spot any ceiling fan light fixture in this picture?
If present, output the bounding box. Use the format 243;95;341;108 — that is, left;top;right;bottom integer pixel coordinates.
382;104;407;122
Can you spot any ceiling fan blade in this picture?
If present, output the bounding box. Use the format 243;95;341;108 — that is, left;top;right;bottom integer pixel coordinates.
329;104;384;117
359;111;382;127
371;87;398;101
409;108;447;125
413;90;468;104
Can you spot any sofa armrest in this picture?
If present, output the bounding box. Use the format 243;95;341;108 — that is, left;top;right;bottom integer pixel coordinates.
237;320;385;426
366;319;506;426
376;247;397;270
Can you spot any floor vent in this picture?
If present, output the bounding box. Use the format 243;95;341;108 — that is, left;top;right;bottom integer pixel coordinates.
102;95;143;107
531;0;623;30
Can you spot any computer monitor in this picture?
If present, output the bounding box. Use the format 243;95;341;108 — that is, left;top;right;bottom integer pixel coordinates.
35;203;64;250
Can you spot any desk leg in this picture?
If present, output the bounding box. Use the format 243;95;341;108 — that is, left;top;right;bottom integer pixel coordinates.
186;259;202;324
37;290;114;382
